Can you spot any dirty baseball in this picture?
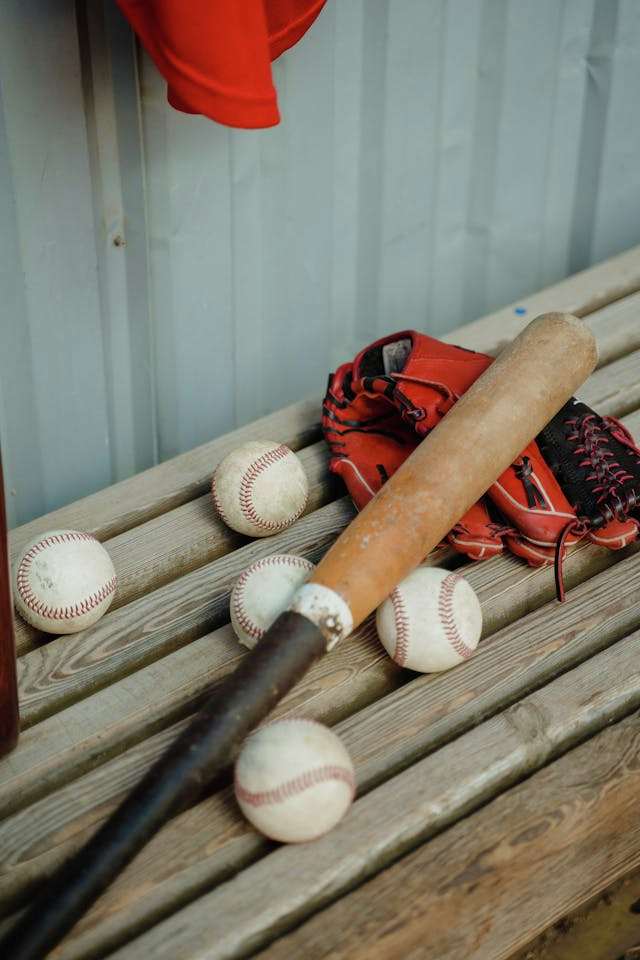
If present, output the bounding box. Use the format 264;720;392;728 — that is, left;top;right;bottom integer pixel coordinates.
376;565;482;672
212;440;309;537
234;717;356;843
230;553;315;648
13;529;117;634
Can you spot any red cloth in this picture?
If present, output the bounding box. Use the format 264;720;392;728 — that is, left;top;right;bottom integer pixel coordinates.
115;0;327;128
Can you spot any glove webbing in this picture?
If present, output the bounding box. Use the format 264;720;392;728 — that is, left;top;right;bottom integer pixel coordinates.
538;399;640;600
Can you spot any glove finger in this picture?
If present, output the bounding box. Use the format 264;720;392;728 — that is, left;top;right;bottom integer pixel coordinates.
487;440;581;550
322;362;420;511
502;534;557;567
587;515;639;550
447;497;505;561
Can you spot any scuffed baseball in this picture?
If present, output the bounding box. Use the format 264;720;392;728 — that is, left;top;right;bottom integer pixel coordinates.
230;554;315;649
376;565;482;673
13;529;117;634
212;441;309;537
234;717;356;843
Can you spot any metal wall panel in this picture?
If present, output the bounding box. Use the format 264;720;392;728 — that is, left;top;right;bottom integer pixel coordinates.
1;0;639;528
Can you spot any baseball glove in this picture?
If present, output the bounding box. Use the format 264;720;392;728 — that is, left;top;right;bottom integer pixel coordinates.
322;330;640;599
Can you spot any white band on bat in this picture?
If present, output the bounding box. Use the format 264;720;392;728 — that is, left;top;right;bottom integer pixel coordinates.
287;583;354;651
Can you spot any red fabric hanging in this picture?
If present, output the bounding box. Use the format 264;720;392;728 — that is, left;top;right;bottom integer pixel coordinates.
115;0;327;128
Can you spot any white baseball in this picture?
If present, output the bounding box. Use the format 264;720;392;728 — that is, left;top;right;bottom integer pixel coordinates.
376;565;482;673
230;554;315;649
234;717;356;843
13;529;117;634
212;441;309;537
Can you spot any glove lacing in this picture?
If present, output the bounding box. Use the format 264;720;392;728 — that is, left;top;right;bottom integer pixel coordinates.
554;411;640;601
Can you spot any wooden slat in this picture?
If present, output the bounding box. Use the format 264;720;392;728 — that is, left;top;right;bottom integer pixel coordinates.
7;395;323;552
249;711;640;960
10;295;640;659
86;634;640;960
2;249;640;960
444;243;640;354
0;538;630;899
11;333;640;661
11;442;340;657
580;347;640;417
0;540;625;876
5;517;639;821
584;289;640;367
511;867;640;960
8;244;640;558
3;552;639;957
13;499;355;726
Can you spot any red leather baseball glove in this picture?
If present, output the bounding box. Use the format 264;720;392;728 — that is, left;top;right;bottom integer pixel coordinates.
322;330;640;598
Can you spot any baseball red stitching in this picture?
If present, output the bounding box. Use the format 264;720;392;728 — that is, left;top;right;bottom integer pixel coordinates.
439;572;475;659
389;586;410;666
211;475;234;529
235;763;356;807
16;532;116;621
239;444;305;532
232;556;313;642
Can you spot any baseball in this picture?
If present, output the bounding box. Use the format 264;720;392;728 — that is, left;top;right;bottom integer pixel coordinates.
230;554;315;648
13;529;117;634
212;441;309;537
376;565;482;673
234;717;356;843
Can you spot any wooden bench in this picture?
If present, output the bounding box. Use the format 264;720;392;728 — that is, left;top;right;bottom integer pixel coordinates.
2;246;640;959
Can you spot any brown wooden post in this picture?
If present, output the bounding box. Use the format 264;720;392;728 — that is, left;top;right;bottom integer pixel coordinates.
0;446;19;757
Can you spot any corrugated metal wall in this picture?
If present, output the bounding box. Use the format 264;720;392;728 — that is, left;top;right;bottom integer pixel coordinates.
1;0;639;529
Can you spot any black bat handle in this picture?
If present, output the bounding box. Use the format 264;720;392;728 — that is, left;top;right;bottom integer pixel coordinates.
0;612;325;960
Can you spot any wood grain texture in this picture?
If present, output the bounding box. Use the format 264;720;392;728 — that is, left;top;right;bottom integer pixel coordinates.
511;867;640;960
443;243;640;354
7;396;323;556
254;710;640;960
91;635;640;960
13;499;355;726
4;554;638;958
9;289;640;659
2;250;640;960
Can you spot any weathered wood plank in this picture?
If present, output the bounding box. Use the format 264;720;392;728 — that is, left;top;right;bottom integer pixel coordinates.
5;525;639;824
444;243;640;354
0;547;612;873
1;248;639;960
7;395;323;551
584;289;640;367
13;498;355;726
252;711;640;960
11;361;640;664
11;442;339;657
3;553;639;955
9;245;640;559
580;347;640;417
511;866;640;960
11;312;640;659
87;636;640;960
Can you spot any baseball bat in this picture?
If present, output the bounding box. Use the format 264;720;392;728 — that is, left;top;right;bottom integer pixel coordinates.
0;313;597;960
